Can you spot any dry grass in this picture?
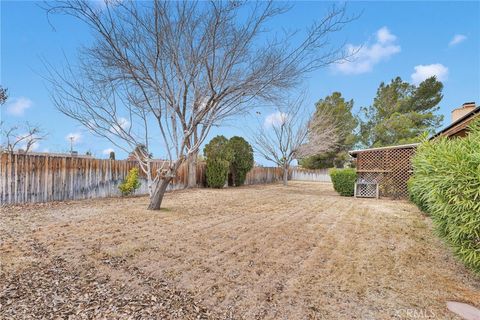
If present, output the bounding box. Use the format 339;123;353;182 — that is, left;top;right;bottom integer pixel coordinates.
1;181;479;319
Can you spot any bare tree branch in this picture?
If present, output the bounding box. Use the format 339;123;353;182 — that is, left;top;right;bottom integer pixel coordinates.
42;0;354;208
0;122;48;154
252;94;339;185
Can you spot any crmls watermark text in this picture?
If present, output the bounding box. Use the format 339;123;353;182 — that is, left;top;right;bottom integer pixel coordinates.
394;308;437;319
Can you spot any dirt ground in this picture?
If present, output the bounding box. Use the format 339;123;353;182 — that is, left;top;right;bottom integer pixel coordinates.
1;181;479;319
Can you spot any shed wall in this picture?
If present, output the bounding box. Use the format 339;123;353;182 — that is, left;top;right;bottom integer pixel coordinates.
355;146;416;199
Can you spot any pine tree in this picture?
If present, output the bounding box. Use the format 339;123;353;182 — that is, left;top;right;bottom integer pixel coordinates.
300;92;357;169
360;76;443;147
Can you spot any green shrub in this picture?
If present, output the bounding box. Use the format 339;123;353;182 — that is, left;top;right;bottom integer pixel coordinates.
203;135;255;188
203;135;233;161
206;158;230;188
410;119;480;273
119;168;141;196
204;136;233;188
329;168;356;196
407;176;430;214
228;136;254;186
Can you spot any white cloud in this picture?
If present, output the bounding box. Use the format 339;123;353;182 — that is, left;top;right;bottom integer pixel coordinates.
65;132;82;144
102;148;115;155
264;111;288;128
335;27;401;75
449;34;467;46
6;97;32;116
411;64;449;85
377;26;397;44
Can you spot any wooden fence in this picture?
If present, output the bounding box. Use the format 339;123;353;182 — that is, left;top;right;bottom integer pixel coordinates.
244;167;284;185
290;168;331;182
0;152;284;205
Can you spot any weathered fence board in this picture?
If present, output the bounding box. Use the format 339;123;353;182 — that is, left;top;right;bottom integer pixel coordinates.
0;152;284;205
244;167;284;185
290;168;331;182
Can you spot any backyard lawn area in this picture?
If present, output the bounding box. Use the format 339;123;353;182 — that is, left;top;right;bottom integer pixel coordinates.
1;181;479;319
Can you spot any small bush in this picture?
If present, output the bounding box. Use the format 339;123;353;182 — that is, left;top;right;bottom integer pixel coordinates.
204;135;254;188
410;119;480;273
119;168;141;196
329;168;356;196
228;136;254;186
204;135;236;188
206;158;229;188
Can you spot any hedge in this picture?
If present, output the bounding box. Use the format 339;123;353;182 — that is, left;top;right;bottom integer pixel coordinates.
329;168;356;196
206;158;230;188
204;135;253;188
409;119;480;273
204;136;233;188
228;136;254;186
407;176;430;214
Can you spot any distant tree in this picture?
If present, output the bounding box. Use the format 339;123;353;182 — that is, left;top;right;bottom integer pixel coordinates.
1;122;48;154
299;92;357;168
44;1;354;209
359;76;444;147
0;85;8;105
1;86;48;154
109;151;115;160
0;85;8;149
228;136;254;186
300;152;335;170
252;95;338;186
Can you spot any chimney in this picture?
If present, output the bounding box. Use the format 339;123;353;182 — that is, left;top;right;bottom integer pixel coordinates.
451;102;476;123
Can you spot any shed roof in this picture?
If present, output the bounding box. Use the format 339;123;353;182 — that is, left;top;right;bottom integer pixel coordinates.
349;143;419;157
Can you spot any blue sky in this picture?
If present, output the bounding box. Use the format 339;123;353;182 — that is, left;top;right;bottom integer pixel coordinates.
1;1;479;163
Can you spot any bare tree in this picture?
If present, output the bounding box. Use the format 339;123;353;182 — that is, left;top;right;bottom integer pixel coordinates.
0;86;47;154
44;0;355;209
0;85;7;105
0;122;48;154
252;95;339;185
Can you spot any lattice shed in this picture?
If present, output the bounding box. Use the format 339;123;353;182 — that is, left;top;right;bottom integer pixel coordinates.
349;143;418;199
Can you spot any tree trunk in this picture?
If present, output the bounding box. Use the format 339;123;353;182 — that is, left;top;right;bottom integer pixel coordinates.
147;179;154;198
283;166;288;186
186;152;197;188
147;177;172;210
146;161;154;197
